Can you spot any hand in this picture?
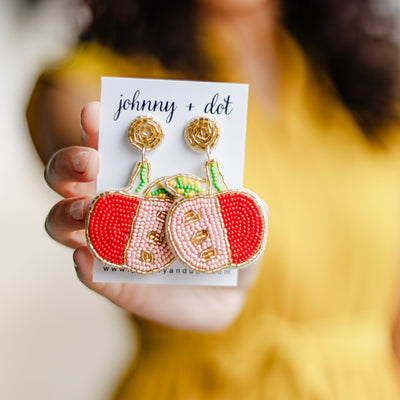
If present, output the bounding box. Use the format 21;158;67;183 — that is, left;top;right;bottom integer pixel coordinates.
44;102;268;332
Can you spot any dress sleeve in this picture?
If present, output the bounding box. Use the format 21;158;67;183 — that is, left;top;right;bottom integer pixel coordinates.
26;42;176;162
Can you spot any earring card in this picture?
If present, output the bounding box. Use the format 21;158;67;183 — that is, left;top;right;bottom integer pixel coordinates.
93;77;249;286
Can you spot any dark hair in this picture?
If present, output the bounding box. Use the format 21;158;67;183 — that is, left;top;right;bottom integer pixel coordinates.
80;0;198;72
80;0;400;136
282;0;399;134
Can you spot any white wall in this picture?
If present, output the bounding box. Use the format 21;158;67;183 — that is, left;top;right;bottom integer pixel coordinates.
0;2;135;399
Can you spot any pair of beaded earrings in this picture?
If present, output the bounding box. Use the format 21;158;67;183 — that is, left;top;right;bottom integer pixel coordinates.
85;116;266;274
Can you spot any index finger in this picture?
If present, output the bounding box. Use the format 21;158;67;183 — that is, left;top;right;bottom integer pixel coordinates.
45;146;99;198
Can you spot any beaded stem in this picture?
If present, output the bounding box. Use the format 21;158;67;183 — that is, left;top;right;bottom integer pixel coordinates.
210;162;222;192
124;160;150;194
205;160;227;193
135;163;149;193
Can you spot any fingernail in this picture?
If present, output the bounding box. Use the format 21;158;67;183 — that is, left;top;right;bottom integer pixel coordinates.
73;151;89;173
73;261;78;269
70;199;85;220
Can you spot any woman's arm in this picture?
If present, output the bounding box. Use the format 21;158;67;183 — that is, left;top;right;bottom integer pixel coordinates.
26;76;99;163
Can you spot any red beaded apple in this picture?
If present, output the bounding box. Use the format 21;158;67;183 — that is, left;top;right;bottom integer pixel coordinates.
85;116;175;274
165;118;267;273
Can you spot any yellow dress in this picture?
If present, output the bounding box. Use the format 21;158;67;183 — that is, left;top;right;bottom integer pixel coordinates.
33;31;400;399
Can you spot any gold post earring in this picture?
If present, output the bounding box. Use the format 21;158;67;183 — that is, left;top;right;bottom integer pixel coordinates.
164;117;268;273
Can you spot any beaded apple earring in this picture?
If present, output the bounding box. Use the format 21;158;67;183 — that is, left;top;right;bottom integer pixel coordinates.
85;116;175;274
165;117;267;273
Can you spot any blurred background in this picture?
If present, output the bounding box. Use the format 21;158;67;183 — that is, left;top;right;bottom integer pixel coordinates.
3;0;400;399
0;0;135;399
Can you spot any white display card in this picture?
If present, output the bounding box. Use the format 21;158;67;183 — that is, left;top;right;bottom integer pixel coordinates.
93;77;249;286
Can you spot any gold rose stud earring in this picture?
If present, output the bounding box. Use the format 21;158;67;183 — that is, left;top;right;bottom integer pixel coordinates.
85;116;175;274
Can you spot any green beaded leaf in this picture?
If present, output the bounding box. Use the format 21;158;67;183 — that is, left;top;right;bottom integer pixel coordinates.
142;177;173;199
149;187;172;198
163;174;209;198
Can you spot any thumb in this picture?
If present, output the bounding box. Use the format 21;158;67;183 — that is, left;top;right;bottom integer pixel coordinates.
80;102;100;149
